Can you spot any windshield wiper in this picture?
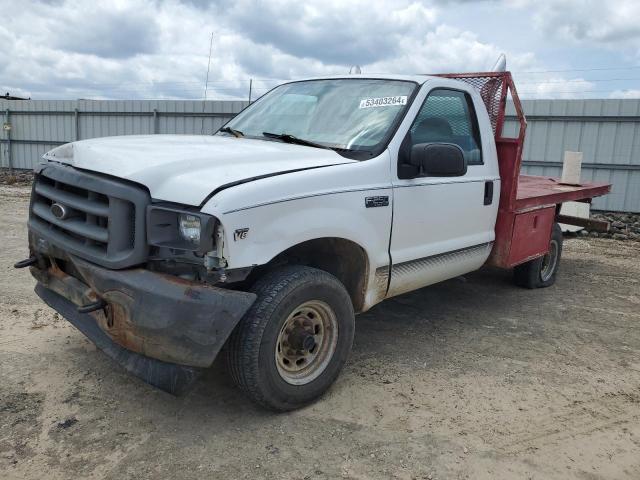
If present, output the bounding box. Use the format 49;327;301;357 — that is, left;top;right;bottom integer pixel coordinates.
262;132;332;150
219;126;244;138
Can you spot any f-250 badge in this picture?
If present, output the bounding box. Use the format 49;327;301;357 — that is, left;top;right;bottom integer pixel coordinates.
234;228;249;241
365;196;389;208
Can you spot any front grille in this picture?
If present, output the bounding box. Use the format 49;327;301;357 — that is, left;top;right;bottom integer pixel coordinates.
29;164;150;269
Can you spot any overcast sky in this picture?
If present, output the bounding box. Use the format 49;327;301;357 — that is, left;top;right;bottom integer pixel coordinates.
2;0;640;100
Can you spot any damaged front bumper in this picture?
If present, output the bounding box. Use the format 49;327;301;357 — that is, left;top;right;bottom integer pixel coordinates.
29;255;256;394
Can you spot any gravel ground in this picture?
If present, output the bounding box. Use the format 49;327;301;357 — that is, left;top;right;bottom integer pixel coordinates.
0;169;33;186
1;185;639;480
585;212;640;241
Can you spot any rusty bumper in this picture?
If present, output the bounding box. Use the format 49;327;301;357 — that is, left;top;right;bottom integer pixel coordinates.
30;256;256;394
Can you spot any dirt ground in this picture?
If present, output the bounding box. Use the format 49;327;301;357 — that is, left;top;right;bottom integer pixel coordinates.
1;185;639;480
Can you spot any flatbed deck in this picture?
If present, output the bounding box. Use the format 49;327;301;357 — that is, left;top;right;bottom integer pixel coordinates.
515;175;611;211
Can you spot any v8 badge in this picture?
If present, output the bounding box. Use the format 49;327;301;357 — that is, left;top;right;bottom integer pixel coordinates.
234;228;249;241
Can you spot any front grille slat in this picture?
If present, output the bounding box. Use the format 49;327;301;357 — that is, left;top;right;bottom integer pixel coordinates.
30;216;108;257
29;165;150;269
35;182;109;217
32;202;109;243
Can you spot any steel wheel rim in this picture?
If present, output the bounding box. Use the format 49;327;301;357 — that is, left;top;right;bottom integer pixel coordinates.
540;239;559;282
275;300;338;385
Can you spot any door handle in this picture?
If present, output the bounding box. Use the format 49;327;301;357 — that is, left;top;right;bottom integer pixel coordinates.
484;181;494;205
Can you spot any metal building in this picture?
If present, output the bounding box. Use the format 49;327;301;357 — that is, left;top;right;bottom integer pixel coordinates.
0;99;247;170
2;97;639;212
505;99;640;213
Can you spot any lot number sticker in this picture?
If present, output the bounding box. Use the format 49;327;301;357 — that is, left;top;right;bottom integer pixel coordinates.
359;96;408;109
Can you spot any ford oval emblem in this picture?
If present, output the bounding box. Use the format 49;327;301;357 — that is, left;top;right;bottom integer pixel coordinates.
50;202;68;220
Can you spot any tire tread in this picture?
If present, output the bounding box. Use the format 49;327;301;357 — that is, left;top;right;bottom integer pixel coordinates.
513;222;563;289
226;265;353;411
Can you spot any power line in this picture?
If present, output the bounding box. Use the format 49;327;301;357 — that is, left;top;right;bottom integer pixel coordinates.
21;76;636;91
518;90;639;96
514;65;640;74
517;77;640;85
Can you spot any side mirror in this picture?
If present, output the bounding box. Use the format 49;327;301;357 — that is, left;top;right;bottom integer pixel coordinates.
409;143;467;177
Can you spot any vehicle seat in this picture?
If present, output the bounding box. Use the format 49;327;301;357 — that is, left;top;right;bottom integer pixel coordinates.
411;116;453;144
410;117;481;164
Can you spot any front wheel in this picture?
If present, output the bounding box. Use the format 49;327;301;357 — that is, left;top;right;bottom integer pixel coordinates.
513;222;563;289
225;266;355;411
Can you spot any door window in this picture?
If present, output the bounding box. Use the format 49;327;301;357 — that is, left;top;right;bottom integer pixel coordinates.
405;89;483;166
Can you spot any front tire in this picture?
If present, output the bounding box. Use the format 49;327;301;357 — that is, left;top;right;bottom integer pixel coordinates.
513;222;563;288
226;266;355;411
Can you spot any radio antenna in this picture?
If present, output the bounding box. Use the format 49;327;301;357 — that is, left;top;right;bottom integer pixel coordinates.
201;32;214;134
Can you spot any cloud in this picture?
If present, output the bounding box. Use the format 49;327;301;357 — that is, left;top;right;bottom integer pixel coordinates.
512;0;640;50
51;6;160;59
368;25;511;74
517;77;596;99
216;0;438;65
0;0;638;100
0;0;480;99
609;89;640;99
8;1;160;59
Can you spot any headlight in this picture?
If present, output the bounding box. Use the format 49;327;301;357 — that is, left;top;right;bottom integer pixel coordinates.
147;206;215;253
178;214;201;244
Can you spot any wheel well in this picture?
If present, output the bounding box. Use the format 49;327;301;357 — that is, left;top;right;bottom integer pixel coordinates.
256;238;369;313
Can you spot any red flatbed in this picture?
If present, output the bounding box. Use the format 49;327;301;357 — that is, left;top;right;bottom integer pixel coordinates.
515;175;611;212
439;71;611;269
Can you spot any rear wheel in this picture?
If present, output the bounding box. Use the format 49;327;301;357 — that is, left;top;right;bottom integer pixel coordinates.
513;222;563;289
226;266;355;411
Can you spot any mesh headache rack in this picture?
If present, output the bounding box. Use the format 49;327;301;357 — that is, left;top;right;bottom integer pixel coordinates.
432;71;527;141
428;71;528;213
427;71;610;268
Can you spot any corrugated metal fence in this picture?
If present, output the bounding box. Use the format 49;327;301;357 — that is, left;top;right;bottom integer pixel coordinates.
2;98;639;212
505;99;640;212
0;99;248;170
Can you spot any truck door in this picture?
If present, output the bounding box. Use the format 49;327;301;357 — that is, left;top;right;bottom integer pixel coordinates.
387;86;499;298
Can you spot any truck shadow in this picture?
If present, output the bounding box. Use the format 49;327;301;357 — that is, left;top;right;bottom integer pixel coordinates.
66;257;599;421
184;262;580;412
14;254;619;475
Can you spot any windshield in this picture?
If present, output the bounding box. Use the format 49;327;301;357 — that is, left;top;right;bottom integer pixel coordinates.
220;79;417;156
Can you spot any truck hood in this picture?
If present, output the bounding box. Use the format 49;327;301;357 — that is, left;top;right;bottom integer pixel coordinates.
42;135;355;206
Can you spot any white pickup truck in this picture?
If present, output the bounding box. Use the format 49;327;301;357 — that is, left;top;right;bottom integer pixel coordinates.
17;71;610;410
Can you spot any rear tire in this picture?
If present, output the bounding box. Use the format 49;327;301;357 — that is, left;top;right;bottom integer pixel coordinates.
226;265;355;411
513;222;563;289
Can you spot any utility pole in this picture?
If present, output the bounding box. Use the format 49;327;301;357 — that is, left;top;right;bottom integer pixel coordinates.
248;79;253;104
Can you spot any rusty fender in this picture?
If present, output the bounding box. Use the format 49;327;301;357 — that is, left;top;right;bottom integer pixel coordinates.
31;256;256;394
